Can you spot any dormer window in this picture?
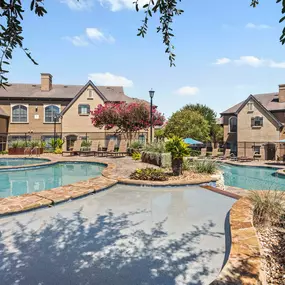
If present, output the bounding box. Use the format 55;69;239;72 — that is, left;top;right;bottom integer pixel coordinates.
248;102;254;112
88;90;94;100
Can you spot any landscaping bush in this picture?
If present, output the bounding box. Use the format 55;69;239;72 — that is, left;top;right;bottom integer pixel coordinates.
132;152;141;161
49;138;64;150
183;158;194;171
141;151;171;168
192;160;217;174
0;150;8;155
54;147;63;154
143;141;166;153
130;168;168;181
189;149;200;157
249;191;285;227
130;141;143;150
81;140;92;148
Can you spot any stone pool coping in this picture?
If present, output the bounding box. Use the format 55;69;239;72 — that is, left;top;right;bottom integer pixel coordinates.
210;195;265;285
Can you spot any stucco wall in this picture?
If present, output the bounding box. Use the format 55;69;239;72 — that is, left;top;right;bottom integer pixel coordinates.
237;99;280;142
61;85;104;133
0;100;68;133
222;115;237;144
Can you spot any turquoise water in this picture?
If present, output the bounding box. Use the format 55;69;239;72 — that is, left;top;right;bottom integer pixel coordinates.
220;164;285;191
0;162;105;198
0;158;49;167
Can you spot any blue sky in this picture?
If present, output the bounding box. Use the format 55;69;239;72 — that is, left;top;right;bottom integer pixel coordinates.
8;0;285;118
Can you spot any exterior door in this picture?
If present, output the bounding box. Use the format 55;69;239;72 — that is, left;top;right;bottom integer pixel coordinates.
265;143;276;160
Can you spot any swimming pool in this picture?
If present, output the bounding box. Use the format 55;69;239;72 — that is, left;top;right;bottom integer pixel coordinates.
0;162;105;198
0;158;50;167
220;163;285;191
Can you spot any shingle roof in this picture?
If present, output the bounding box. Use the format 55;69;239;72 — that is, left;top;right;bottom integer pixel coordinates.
221;92;285;114
0;83;134;102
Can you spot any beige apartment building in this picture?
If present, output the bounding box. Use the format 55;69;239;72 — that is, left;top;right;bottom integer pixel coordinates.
0;73;148;150
220;84;285;160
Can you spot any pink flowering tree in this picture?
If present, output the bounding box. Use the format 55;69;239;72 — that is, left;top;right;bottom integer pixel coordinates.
91;102;165;143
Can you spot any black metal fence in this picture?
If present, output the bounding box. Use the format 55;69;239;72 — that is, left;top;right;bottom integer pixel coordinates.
0;131;148;151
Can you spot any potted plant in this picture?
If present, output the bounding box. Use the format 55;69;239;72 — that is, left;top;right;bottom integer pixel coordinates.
39;141;46;154
8;141;19;155
165;136;190;176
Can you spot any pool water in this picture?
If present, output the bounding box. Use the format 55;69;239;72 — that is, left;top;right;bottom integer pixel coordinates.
220;164;285;191
0;162;105;198
0;158;49;167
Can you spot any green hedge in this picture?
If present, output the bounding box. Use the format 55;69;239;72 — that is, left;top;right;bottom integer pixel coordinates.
141;151;171;168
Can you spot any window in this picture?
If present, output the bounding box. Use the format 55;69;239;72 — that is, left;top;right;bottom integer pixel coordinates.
88;90;94;99
253;146;261;154
248;102;254;112
44;105;60;123
229;117;237;133
11;105;28;123
138;134;145;144
251;116;263;127
78;104;90;115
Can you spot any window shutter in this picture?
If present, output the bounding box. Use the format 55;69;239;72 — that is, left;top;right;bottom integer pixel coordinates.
87;105;90;114
251;117;255;126
78;105;81;114
260;117;263;126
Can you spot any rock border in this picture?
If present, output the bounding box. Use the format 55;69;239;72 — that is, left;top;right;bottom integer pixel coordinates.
210;195;265;285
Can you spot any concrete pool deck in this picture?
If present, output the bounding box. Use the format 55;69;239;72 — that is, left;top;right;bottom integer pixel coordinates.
0;185;235;285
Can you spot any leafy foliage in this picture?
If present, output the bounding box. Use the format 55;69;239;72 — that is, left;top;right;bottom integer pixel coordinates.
130;167;168;181
54;147;63;155
165;110;210;142
130;141;144;150
191;160;217;174
91;102;165;143
249;191;285;227
154;128;165;141
132;152;142;161
49;138;64;150
81;140;92;148
143;141;166;153
165;136;190;159
0;0;46;87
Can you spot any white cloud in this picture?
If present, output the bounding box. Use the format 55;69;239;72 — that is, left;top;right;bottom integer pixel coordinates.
175;86;199;96
213;56;285;69
62;36;89;46
63;28;115;46
86;28;115;43
88;72;133;87
98;0;149;12
60;0;94;10
245;23;271;30
214;58;231;65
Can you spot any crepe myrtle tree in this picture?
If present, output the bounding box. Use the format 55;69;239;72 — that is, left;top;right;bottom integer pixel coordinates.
91;102;165;144
1;1;285;87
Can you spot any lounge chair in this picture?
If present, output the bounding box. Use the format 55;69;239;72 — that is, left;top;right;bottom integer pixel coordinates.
238;156;253;162
108;140;128;157
210;148;218;159
62;140;81;156
94;140;115;157
79;140;99;156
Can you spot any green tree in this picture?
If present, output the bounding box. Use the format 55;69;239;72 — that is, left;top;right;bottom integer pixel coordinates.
1;1;285;86
164;110;210;142
181;104;223;144
154;128;165;141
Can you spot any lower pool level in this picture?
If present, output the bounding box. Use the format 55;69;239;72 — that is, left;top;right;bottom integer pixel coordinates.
220;163;285;191
0;158;50;167
0;162;105;198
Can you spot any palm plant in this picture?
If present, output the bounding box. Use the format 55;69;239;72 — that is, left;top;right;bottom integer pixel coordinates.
165;136;190;176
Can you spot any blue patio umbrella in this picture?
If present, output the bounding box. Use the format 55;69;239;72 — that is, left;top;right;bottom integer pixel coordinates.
279;139;285;143
183;138;203;145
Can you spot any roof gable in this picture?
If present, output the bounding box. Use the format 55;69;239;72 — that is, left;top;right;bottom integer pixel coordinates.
237;95;282;128
60;81;107;116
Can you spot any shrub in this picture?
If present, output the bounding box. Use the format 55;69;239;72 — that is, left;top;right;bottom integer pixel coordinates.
54;147;63;154
132;152;141;161
183;158;194;171
192;160;217;174
130;168;168;181
0;150;8;155
189;149;200;157
39;141;46;148
11;141;19;148
248;191;285;227
143;141;166;153
30;140;39;148
49;138;64;150
81;140;92;148
130;141;143;150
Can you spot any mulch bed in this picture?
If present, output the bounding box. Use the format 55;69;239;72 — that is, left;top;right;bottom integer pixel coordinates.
257;226;285;285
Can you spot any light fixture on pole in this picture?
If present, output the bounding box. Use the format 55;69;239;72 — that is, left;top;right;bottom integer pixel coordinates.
149;89;155;143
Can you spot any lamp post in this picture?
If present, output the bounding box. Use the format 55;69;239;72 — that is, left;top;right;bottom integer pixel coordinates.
149;89;155;143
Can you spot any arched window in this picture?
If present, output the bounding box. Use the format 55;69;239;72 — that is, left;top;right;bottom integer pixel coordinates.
12;105;28;123
229;116;237;133
44;105;60;123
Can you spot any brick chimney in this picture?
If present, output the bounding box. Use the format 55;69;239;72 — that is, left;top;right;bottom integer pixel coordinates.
279;84;285;102
41;73;52;91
